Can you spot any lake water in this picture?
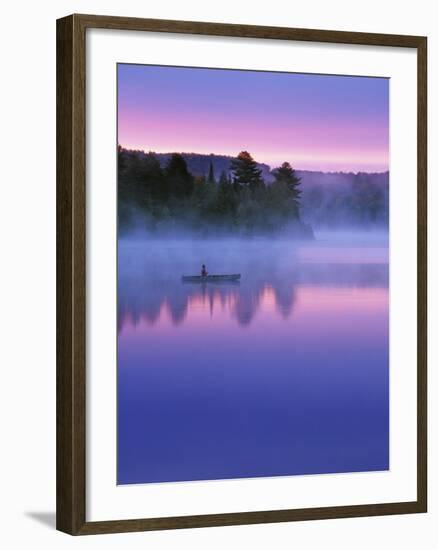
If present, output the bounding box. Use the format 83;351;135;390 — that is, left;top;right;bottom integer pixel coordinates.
117;232;389;484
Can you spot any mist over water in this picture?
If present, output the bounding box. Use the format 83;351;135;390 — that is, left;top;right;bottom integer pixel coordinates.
118;229;389;484
118;230;388;327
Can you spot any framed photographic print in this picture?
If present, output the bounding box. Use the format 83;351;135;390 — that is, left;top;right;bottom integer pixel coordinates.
56;14;427;535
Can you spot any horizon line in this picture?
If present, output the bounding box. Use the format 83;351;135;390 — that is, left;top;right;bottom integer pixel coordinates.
118;144;389;176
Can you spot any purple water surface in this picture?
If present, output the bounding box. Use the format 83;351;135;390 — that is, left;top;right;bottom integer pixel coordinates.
117;233;389;484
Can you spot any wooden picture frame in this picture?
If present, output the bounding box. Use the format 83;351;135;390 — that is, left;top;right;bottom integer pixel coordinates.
57;13;427;535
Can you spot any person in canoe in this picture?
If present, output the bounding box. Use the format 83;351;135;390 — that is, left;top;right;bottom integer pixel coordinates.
201;264;208;277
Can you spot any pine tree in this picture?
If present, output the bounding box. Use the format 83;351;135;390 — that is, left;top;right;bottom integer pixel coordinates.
216;170;237;218
165;153;194;198
118;145;127;177
230;151;264;191
207;160;215;184
218;170;228;186
273;162;301;193
143;152;165;202
271;162;302;219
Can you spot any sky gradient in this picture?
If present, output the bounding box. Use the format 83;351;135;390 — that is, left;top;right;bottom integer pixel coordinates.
118;64;389;173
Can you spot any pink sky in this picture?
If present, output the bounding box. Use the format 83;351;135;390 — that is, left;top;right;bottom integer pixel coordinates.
118;64;389;173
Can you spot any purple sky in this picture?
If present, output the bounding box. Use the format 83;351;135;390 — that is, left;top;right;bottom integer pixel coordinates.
118;64;389;173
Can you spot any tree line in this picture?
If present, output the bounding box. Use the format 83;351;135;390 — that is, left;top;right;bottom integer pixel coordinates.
118;147;309;235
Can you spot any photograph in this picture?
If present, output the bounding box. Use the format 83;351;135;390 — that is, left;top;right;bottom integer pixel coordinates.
0;0;430;544
116;63;390;485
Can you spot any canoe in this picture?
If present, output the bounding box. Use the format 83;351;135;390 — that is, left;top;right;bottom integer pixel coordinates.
182;274;241;282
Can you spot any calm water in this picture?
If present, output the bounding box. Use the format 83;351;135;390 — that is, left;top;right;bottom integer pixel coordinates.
117;232;389;484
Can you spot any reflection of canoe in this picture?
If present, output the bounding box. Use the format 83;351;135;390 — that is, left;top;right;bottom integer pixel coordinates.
182;274;241;282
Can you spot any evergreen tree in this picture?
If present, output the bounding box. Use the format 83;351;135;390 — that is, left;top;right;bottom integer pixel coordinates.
118;144;127;177
272;162;301;193
207;160;215;184
230;151;264;191
142;152;166;202
118;148;164;205
216;170;237;219
271;162;302;218
218;170;228;186
165;153;194;198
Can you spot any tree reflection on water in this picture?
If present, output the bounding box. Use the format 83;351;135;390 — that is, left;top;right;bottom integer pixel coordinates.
118;261;388;331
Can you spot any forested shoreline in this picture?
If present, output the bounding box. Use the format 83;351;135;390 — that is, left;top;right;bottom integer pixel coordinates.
118;147;312;237
118;146;389;236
